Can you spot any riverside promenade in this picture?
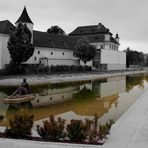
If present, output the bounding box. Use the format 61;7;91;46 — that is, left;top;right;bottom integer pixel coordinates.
1;79;148;147
0;70;147;86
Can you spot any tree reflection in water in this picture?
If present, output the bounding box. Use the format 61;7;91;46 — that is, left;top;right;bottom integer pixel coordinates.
73;87;95;101
126;74;144;92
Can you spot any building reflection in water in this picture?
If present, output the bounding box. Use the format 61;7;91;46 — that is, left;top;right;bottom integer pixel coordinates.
0;76;127;126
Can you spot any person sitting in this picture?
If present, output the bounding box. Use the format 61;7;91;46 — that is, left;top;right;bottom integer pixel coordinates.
21;78;31;94
11;78;31;96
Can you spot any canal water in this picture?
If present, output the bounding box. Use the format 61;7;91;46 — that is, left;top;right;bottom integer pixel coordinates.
0;73;148;127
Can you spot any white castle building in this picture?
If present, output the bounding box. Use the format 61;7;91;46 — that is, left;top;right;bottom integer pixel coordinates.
0;7;126;70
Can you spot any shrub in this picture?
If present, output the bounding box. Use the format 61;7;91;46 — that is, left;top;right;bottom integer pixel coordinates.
66;119;92;141
50;65;92;73
98;119;114;140
36;115;66;141
88;114;114;144
5;114;34;138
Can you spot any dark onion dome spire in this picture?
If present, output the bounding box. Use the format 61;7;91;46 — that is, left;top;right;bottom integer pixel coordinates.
15;6;33;24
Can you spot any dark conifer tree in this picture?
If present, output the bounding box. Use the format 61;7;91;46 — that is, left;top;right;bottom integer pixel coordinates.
8;23;34;66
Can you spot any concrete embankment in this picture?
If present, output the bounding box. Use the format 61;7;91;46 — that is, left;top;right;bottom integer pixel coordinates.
0;70;147;86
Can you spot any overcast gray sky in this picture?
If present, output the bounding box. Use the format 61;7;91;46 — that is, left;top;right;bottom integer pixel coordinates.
0;0;148;53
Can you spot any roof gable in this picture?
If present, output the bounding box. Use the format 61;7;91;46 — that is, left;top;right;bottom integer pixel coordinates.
15;7;33;24
0;20;14;34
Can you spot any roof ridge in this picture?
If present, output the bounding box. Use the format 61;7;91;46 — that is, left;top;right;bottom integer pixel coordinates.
77;25;98;28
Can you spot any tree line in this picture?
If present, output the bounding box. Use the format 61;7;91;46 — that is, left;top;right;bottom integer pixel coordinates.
124;47;145;67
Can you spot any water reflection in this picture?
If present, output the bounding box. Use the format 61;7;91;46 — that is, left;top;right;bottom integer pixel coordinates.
126;74;144;92
0;74;148;126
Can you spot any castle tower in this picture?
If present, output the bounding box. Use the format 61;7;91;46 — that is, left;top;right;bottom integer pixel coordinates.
15;6;33;42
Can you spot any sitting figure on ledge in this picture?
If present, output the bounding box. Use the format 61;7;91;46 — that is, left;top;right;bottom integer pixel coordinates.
12;78;31;96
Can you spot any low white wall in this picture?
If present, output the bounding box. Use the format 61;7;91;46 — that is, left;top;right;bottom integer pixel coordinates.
107;64;126;70
80;60;92;66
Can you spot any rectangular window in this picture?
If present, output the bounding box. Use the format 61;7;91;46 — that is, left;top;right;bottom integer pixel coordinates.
38;51;40;54
51;52;53;55
34;57;37;61
63;52;64;55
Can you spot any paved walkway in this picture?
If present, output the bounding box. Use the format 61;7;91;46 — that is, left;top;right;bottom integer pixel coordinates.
102;88;148;148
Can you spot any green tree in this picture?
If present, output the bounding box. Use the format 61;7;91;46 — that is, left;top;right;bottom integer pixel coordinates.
7;23;34;71
47;26;66;35
74;37;96;65
125;47;144;67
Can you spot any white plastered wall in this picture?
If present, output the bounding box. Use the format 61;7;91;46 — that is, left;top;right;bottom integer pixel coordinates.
91;42;119;50
27;47;79;66
0;34;10;69
100;49;126;70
